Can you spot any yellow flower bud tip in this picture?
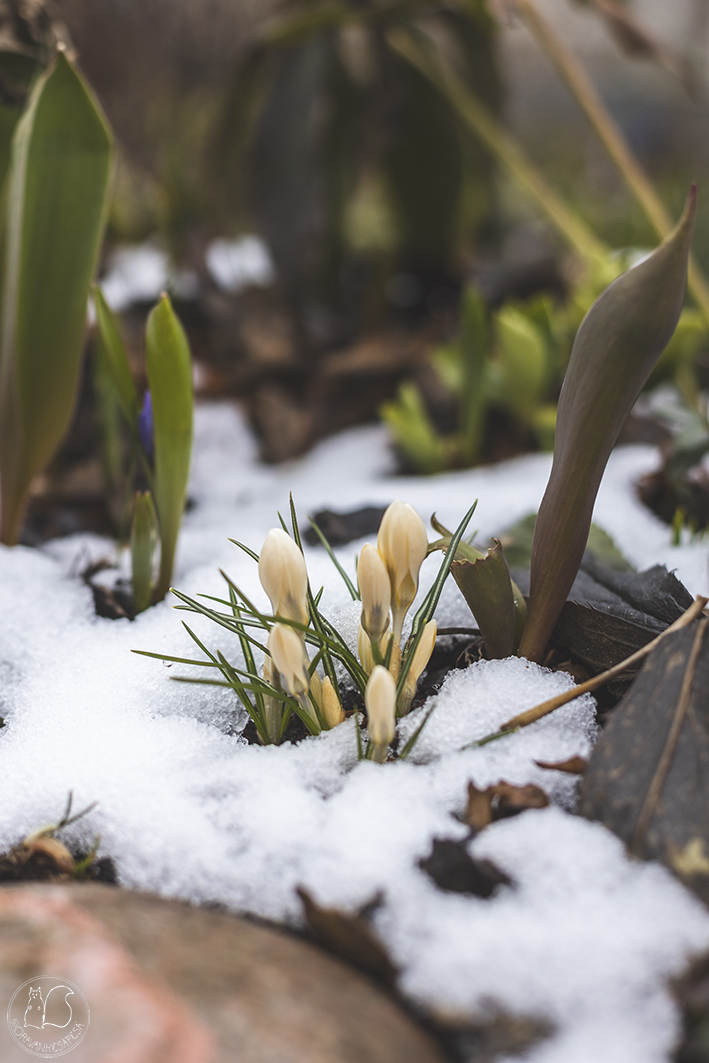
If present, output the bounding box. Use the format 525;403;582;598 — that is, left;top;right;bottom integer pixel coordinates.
377;500;428;638
258;528;309;627
358;543;391;644
398;620;437;716
267;624;310;700
358;623;375;675
321;676;345;729
408;620;437;685
365;665;396;750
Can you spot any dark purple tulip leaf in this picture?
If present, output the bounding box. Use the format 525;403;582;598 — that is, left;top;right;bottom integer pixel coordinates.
520;187;697;662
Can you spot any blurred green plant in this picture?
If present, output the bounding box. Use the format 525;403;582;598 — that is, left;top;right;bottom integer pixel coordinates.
423;190;695;664
637;393;709;543
215;0;502;346
93;288;194;611
0;48;113;544
382;251;707;474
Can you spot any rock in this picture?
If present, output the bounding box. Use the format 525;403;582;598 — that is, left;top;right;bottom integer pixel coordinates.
0;883;447;1063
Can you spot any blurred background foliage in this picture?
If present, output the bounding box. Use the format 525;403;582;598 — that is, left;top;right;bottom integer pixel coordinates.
11;0;709;539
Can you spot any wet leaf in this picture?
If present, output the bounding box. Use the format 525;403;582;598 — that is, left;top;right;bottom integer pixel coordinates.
535;755;587;775
489;782;549;817
580;619;709;903
462;779;550;830
512;559;694;677
297;886;398;988
419;838;511;898
520;189;696;662
451;540;517;659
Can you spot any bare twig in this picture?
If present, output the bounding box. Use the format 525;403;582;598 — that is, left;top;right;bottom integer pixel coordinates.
471;595;708;747
510;0;709;325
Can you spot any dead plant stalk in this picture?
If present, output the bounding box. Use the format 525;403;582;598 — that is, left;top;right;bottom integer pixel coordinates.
474;595;708;746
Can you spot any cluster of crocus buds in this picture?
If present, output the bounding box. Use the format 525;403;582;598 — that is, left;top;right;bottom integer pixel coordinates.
358;500;438;757
255;500;436;758
258;527;344;740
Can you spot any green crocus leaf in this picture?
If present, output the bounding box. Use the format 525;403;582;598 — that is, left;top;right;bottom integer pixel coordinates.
146;293;193;601
131;490;158;614
0;50;113;544
93;285;139;430
519;187;697;662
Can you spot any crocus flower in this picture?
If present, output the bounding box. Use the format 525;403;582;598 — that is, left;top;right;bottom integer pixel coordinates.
311;673;345;729
259;528;309;628
398;619;437;715
358;543;391;645
267;624;311;703
365;665;396;763
377;500;428;644
137;390;154;461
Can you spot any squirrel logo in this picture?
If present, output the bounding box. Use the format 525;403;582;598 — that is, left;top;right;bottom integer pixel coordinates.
23;984;73;1030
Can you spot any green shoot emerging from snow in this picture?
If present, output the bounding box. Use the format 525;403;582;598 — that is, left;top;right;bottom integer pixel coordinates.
136;498;476;760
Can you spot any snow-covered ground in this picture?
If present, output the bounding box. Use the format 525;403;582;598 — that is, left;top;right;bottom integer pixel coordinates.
1;402;708;1063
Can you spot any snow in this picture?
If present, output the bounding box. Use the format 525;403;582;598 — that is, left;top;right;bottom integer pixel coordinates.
205;236;275;292
99;235;275;312
2;400;709;1061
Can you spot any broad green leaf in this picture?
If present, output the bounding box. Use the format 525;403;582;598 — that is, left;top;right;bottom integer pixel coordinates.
530;403;557;451
130;490;158;614
380;381;447;474
0;50;113;543
93;285;139;430
489;305;548;423
451;540;517;658
146;293;193;601
501;512;633;573
458;287;487;464
520;188;697;662
92;336;125;500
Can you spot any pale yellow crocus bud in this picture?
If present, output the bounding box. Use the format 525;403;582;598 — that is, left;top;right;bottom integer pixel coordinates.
259;528;309;627
365;665;396;763
398;619;437;716
358;623;375;675
377;500;428;646
320;676;345;729
267;624;311;705
358;543;391;644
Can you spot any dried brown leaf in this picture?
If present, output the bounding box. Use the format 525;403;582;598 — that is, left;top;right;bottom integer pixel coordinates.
490;782;550;816
464;781;494;831
535;756;587;775
297;887;398;987
580;619;709;903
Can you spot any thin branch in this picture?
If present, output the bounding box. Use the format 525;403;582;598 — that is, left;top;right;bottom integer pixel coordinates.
512;0;709;325
470;596;708;746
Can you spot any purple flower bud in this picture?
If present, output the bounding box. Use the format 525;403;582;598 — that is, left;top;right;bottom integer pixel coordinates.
138;390;154;460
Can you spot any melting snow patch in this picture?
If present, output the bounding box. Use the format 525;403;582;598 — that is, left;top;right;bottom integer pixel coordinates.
1;400;708;1061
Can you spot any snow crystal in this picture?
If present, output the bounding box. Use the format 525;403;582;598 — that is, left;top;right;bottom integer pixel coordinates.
1;399;708;1062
